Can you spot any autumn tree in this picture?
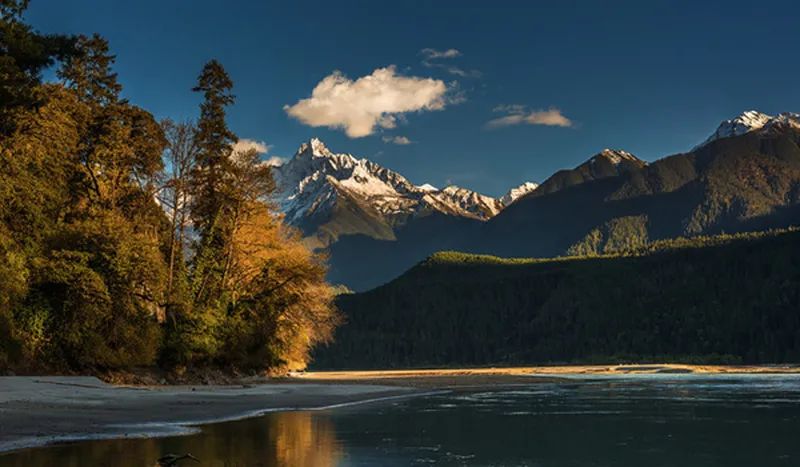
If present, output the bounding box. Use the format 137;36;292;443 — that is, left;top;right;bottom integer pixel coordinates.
221;202;339;370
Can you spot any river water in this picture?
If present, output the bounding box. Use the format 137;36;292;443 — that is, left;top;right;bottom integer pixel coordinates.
2;374;800;466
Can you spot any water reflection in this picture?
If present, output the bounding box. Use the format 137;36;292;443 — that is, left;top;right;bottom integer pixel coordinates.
0;411;342;467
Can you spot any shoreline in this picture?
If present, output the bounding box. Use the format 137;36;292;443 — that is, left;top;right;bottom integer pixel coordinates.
0;376;435;455
3;364;800;455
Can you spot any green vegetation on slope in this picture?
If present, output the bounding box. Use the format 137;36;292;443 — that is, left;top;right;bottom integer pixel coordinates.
313;229;800;369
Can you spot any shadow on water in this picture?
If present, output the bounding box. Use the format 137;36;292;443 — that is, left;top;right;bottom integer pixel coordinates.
2;376;800;466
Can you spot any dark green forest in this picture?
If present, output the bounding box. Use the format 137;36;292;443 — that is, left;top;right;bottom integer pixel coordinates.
314;229;800;369
0;1;338;374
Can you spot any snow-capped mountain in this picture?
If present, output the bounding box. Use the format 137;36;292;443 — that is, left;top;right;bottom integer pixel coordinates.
697;110;800;148
421;186;502;219
272;138;418;226
499;182;540;207
272;138;537;246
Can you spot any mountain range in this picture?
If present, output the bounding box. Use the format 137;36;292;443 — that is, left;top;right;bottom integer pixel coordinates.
272;138;538;249
272;110;800;291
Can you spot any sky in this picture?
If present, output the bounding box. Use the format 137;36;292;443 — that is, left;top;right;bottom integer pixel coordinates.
26;0;800;196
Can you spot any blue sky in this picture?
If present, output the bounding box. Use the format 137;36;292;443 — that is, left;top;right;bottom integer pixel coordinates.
26;0;800;196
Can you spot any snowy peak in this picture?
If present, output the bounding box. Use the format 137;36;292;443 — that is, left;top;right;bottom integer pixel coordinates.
499;181;539;207
696;110;800;149
273;139;530;238
422;185;502;219
698;110;771;148
296;137;336;159
761;112;800;133
273;139;420;225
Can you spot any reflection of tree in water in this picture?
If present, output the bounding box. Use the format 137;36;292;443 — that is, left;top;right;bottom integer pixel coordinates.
2;411;342;467
270;412;342;466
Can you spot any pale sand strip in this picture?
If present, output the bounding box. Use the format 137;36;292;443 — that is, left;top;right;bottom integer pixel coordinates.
0;376;427;454
301;363;800;381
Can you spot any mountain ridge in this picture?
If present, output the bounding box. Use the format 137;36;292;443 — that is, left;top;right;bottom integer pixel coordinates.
273;110;800;291
271;137;538;248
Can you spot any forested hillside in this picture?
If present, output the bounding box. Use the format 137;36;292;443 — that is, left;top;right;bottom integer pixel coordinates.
0;2;338;374
313;230;800;369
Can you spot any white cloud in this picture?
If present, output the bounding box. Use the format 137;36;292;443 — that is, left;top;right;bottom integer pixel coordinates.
232;138;285;166
420;48;481;78
420;48;462;59
233;138;271;154
264;156;287;166
284;66;451;138
486;106;573;129
382;135;413;145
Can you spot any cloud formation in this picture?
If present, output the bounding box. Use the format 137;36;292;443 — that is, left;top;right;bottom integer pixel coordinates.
421;48;462;59
264;156;287;166
284;66;450;138
486;106;573;129
420;48;482;78
382;135;413;145
233;138;271;154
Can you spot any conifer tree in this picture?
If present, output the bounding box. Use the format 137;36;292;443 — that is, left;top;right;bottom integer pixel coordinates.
190;60;237;306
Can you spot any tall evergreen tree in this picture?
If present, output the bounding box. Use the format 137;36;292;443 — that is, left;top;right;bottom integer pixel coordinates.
190;60;237;306
57;34;120;105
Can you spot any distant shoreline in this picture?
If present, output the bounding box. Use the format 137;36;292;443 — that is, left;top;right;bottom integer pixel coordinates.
3;364;800;455
303;363;800;378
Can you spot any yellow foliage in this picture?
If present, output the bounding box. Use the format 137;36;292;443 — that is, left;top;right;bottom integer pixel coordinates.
226;202;340;370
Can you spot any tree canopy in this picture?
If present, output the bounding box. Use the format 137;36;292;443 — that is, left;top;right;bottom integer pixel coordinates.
0;3;338;375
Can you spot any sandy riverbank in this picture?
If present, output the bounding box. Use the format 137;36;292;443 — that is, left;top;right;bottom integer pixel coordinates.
302;363;800;382
2;364;799;454
0;376;431;454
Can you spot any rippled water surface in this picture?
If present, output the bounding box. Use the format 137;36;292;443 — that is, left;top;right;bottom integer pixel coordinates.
3;375;800;466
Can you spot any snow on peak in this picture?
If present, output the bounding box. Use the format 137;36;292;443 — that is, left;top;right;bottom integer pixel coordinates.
295;137;340;159
594;149;640;165
696;110;772;149
423;185;501;219
273;138;421;223
499;181;539;207
272;138;536;228
761;112;800;133
695;110;800;149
